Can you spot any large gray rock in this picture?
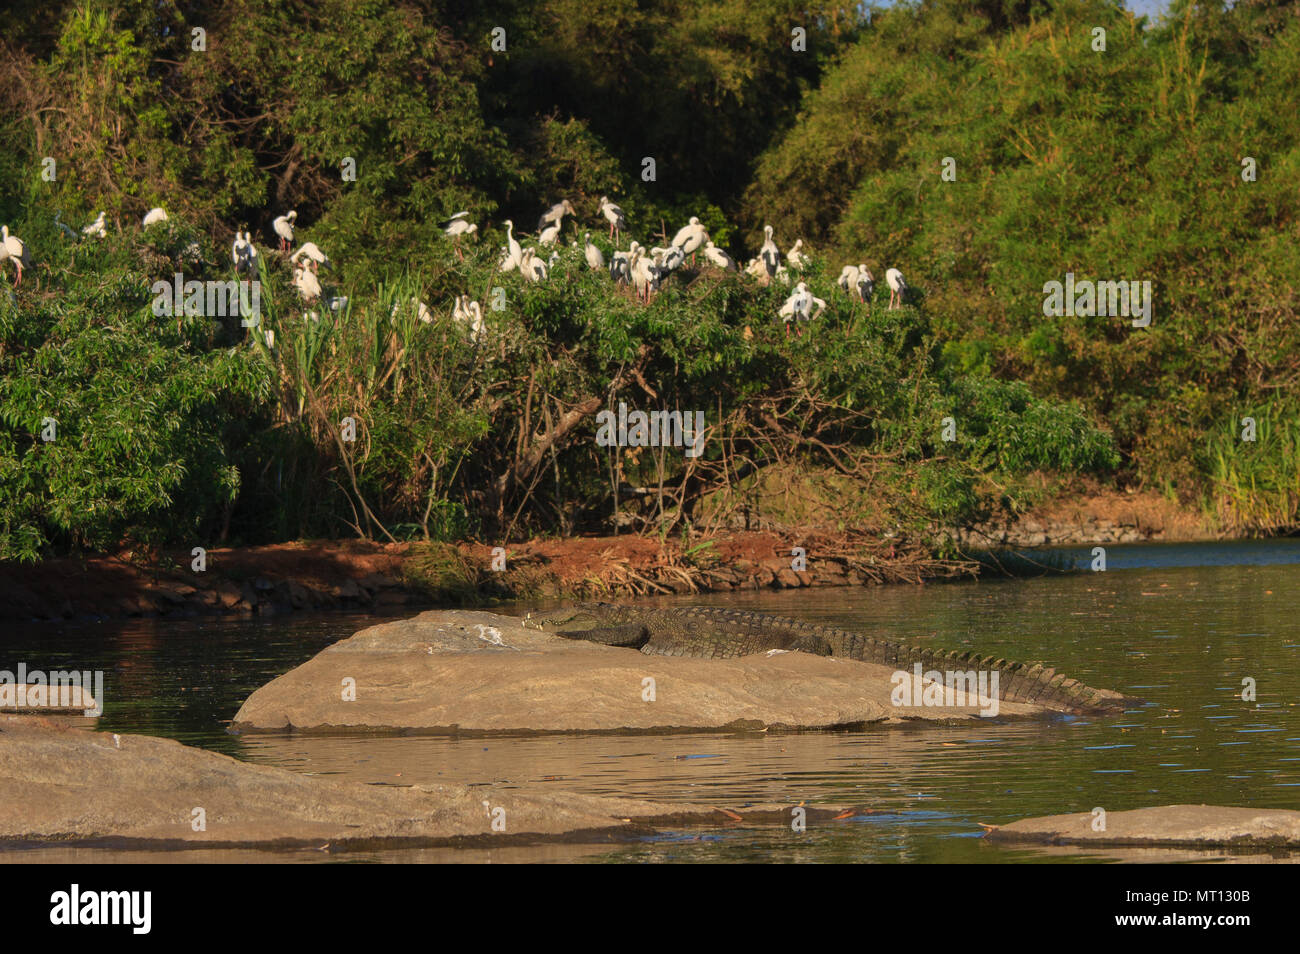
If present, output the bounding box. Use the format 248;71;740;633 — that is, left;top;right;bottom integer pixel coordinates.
987;805;1300;849
0;717;842;849
232;610;1044;734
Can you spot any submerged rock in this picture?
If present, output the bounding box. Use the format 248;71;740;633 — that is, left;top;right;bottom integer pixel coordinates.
0;717;843;850
231;610;1050;734
987;805;1300;850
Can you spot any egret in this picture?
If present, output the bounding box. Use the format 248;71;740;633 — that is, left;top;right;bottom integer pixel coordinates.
583;232;605;271
759;224;780;277
503;219;523;271
272;211;297;251
292;261;321;303
520;247;547;283
598;196;628;242
454;295;486;342
1;226;31;286
497;245;517;272
291;241;332;272
671;216;708;265
142;207;168;227
82;211;107;239
787;239;809;270
442;212;477;260
702;241;737;271
538;200;576;232
886;268;907;309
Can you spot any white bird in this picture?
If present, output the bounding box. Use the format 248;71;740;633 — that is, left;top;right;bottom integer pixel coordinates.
519;247;547;283
272;211;297;251
327;295;349;314
538;200;576;232
609;249;631;285
53;211;77;240
442;212;477;260
839;264;874;302
497;245;516;272
759;224;780;278
233;231;260;275
291;261;321;303
291;241;332;272
598;196;628;242
702;241;737;271
657;244;685;272
855;265;874;303
778;281;813;335
787;239;809;270
453;295;486;342
142;207;168;227
671;216;709;264
629;247;661;303
503;219;523;271
82;211;107;239
538;220;562;245
744;256;767;280
886;268;907;309
1;226;31;286
583;232;605;271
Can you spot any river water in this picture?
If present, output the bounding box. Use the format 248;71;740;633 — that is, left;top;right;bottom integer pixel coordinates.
4;539;1298;863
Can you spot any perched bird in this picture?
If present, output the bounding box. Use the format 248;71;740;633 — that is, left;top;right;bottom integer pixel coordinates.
671;216;708;265
1;226;32;286
598;196;628;242
142;207;168;227
759;224;780;278
659;244;686;272
778;281;813;335
442;212;478;260
609;249;632;286
291;261;321;303
702;241;736;271
503;219;523;271
82;211;107;239
538;220;562;246
886;268;907;309
787;239;809;270
232;231;252;274
538;200;576;232
519;247;547;283
629;247;659;303
272;211;297;251
327;295;349;314
583;232;605;271
290;241;332;272
453;295;486;342
497;245;517;273
855;265;874;303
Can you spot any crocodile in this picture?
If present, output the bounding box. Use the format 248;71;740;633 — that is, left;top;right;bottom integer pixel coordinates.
521;602;1137;715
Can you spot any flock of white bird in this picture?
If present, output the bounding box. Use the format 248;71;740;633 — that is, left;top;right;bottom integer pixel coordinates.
2;198;909;340
447;196;909;334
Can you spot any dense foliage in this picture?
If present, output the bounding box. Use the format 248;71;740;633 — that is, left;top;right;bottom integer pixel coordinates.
0;0;1293;561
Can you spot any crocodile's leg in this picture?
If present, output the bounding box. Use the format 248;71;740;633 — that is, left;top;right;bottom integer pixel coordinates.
552;624;651;649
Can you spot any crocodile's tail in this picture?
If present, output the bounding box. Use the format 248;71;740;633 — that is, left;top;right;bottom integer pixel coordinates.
846;638;1137;715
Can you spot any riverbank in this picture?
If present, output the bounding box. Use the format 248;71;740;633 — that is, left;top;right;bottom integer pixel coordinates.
0;489;1257;624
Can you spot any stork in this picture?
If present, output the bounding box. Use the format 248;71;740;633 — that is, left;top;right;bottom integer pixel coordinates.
759;224;780;278
272;211;297;251
291;241;332;272
142;207;168;227
0;226;31;286
232;231;254;275
744;257;768;280
538;200;576;232
777;282;813;336
442;212;478;260
598;196;628;242
520;247;547;282
702;241;737;271
583;232;605;270
856;265;874;304
886;268;907;309
671;216;708;265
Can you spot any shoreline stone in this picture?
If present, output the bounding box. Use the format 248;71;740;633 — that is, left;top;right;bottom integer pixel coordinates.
0;717;849;851
986;805;1300;850
231;610;1051;735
